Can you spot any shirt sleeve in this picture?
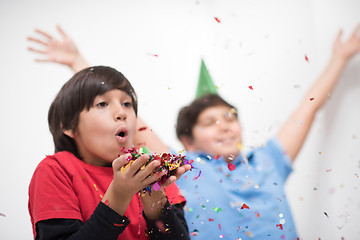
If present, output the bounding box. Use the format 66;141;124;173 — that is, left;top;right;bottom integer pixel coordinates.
265;137;293;181
144;200;190;240
35;201;130;240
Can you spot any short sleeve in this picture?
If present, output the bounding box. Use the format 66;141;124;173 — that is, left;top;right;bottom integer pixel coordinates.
264;137;293;181
29;159;82;226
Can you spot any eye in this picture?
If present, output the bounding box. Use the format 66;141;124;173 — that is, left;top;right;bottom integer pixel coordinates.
96;101;108;107
123;101;132;108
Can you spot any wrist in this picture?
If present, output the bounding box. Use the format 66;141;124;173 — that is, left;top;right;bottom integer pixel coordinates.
70;54;90;73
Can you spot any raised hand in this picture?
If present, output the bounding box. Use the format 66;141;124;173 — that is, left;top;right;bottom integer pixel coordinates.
333;25;360;61
27;25;89;72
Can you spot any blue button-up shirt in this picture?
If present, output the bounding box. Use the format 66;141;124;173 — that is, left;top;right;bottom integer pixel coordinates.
176;137;298;239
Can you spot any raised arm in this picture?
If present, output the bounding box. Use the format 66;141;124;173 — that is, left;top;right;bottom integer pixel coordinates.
27;25;89;72
277;25;360;161
28;25;170;153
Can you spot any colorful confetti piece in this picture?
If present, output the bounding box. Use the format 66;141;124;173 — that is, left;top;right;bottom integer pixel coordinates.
305;55;309;62
241;203;250;209
248;86;253;90
228;162;236;171
214;17;221;23
276;224;283;230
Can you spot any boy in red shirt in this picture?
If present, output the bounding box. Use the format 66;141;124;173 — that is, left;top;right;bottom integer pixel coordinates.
28;66;191;239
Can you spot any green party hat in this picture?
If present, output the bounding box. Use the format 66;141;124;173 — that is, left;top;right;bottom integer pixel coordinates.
195;59;218;98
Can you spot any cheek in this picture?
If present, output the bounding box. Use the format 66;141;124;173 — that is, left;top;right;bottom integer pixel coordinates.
193;126;217;144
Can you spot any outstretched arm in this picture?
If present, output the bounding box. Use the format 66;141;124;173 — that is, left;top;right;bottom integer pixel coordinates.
277;25;360;161
27;25;89;72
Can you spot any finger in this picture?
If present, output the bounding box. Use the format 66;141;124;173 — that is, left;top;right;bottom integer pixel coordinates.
27;47;47;54
34;29;53;40
112;153;132;173
56;24;68;38
27;37;49;46
34;59;50;62
351;24;360;38
335;29;343;43
141;169;166;187
127;154;151;176
136;160;161;182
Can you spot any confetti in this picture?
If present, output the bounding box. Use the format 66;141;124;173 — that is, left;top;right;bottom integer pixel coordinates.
152;182;161;191
209;218;214;221
214;17;221;23
256;212;260;218
326;169;332;172
119;147;194;195
113;223;125;227
241;203;250;209
276;224;283;230
310;97;315;101
147;53;159;57
0;213;5;217
324;212;329;218
219;235;224;238
305;55;309;62
138;127;147;131
212;207;222;213
248;86;253;90
228;162;236;171
218;224;222;230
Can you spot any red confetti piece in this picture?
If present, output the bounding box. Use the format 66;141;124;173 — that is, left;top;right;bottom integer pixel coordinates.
190;232;198;236
305;55;309;62
310;97;315;101
218;224;222;230
209;218;214;221
213;155;221;160
214;17;221;23
256;212;260;218
228;162;236;171
104;200;109;206
138;126;147;131
276;224;283;230
241;203;250;209
248;86;253;90
114;223;125;227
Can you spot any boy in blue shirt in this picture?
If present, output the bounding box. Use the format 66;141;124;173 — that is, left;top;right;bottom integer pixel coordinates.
174;26;360;239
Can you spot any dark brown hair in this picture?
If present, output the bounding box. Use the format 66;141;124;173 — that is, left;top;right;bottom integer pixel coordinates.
176;94;237;140
48;66;137;158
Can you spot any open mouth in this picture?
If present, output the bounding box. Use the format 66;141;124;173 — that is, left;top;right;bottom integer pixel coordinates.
116;128;128;139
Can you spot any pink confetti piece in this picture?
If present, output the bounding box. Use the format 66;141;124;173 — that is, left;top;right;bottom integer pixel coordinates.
228;162;236;171
153;182;161;191
218;224;222;230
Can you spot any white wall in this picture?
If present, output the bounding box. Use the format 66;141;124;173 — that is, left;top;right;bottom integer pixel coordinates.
0;0;359;239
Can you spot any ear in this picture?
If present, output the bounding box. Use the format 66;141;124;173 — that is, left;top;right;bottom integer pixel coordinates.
180;135;195;152
63;129;75;139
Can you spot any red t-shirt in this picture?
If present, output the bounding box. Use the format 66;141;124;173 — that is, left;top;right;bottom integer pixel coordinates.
28;151;185;239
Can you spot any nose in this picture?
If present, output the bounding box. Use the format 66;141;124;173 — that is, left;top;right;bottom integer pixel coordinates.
217;120;230;131
115;105;127;121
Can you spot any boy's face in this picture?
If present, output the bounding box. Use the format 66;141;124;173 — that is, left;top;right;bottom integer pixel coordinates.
66;89;137;166
185;105;242;158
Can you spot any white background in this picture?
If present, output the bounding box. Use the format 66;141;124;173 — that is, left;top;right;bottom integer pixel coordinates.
0;0;359;239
